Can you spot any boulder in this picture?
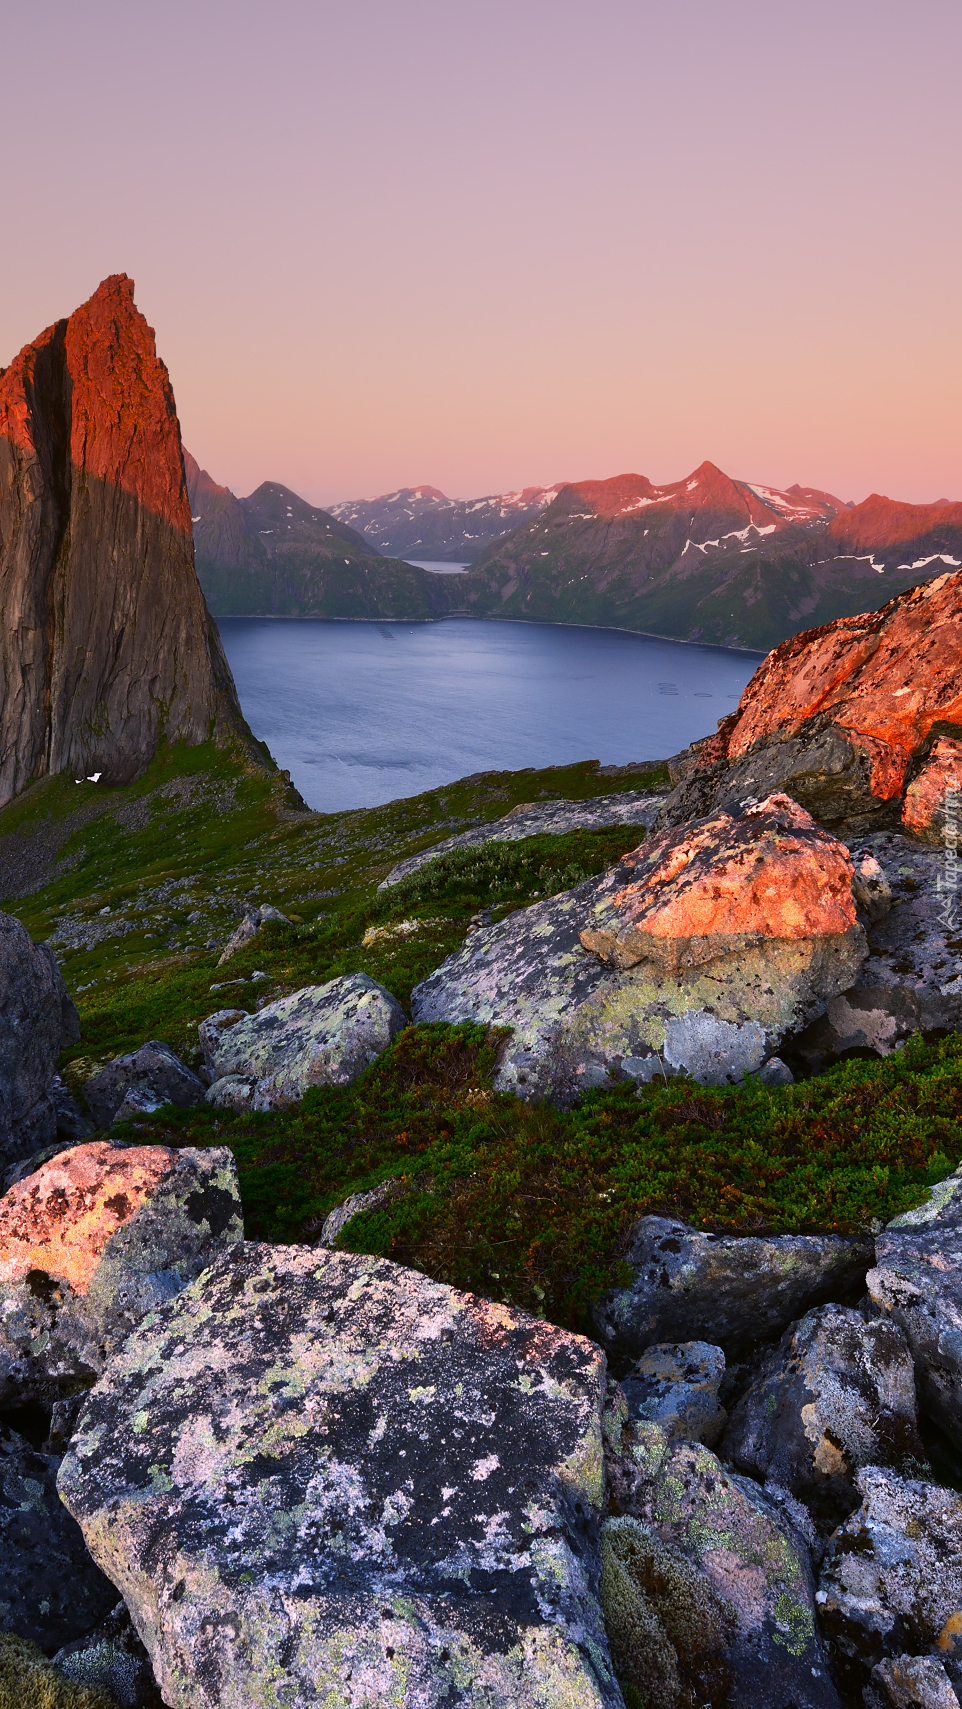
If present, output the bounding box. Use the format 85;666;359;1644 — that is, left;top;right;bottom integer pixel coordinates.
789;835;962;1071
602;1406;839;1708
58;1243;622;1709
593;1215;874;1358
0;1141;242;1404
658;568;962;835
83;1041;207;1128
51;1074;96;1143
216;903;290;966
867;1194;962;1452
720;1305;926;1532
0;1422;117;1652
318;1181;397;1247
0;911;80;1170
413;797;868;1102
201;973;406;1110
619;1340;726;1445
870;1654;961;1709
902;737;962;843
816;1468;962;1693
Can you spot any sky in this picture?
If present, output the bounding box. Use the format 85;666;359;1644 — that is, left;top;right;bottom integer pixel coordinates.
1;0;959;507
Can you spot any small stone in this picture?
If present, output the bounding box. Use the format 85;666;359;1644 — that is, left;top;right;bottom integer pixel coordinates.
216;904;290;966
318;1181;397;1248
759;1054;794;1086
620;1340;726;1444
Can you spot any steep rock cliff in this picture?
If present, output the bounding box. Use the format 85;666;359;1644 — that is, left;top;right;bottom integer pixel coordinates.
0;275;246;805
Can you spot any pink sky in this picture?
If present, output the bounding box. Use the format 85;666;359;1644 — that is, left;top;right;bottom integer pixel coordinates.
2;0;959;507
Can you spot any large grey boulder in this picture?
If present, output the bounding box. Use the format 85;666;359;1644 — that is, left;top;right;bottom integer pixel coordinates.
201;972;406;1111
0;910;80;1170
817;1468;962;1695
602;1403;839;1708
83;1040;207;1127
58;1244;623;1709
720;1305;926;1532
619;1340;726;1445
0;1421;117;1652
593;1215;874;1357
412;796;867;1101
867;1172;962;1451
0;1141;242;1404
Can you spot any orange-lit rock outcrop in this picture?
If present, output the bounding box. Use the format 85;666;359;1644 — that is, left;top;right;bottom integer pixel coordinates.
0;275;245;805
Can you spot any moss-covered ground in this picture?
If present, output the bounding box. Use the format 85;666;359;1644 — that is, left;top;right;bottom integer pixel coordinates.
1;738;959;1339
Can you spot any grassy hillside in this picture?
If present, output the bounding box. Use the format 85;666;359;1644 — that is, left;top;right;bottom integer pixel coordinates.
2;745;958;1343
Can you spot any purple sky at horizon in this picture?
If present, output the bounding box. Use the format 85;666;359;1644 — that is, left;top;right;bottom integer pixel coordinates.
2;0;959;508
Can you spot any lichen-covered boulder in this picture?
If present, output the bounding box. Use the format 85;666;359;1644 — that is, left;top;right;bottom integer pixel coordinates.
619;1341;726;1445
0;1422;117;1652
412;797;867;1101
57;1244;622;1709
817;1468;962;1695
870;1654;962;1709
201;972;406;1111
83;1041;207;1127
720;1305;925;1532
593;1215;873;1358
867;1180;962;1451
602;1405;839;1708
0;1141;242;1404
0;911;80;1170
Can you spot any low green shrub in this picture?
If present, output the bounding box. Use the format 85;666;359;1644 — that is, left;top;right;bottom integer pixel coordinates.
135;1026;962;1339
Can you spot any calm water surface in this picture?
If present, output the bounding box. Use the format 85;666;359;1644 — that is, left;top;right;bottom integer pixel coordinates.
217;618;761;813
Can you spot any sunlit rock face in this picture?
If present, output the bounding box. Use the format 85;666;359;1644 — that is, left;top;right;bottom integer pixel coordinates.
0;274;245;805
413;795;866;1101
660;568;962;835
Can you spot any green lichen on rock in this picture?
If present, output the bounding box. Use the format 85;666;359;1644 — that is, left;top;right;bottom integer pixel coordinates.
600;1516;736;1707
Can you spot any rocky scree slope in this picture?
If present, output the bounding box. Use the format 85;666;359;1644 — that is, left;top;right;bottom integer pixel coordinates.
186;456;455;619
444;462;962;651
0;276;249;806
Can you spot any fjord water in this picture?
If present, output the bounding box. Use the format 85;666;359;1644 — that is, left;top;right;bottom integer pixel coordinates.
217;618;760;813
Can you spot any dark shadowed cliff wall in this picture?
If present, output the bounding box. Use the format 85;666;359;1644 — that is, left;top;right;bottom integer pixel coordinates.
0;275;246;805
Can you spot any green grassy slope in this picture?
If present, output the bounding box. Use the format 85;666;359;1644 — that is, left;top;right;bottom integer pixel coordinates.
2;745;958;1340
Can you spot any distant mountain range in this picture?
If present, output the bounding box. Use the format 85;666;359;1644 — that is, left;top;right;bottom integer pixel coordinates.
328;484;561;562
188;455;962;652
186;455;449;619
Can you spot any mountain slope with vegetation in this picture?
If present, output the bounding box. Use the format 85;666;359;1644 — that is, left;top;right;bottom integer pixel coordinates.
186;455;451;618
445;463;962;650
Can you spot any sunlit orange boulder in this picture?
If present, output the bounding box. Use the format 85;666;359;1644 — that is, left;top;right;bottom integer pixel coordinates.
662;569;962;832
902;736;962;843
580;794;860;971
0;1140;242;1404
